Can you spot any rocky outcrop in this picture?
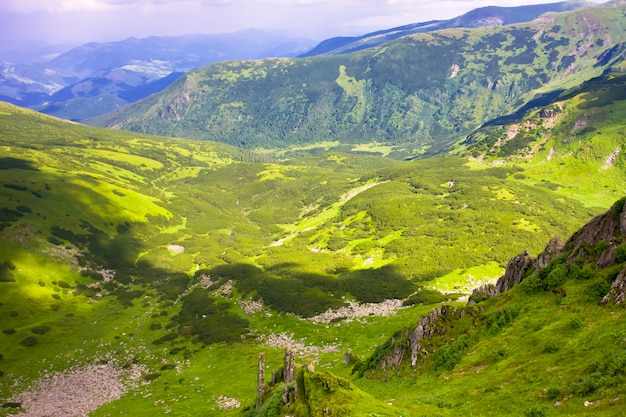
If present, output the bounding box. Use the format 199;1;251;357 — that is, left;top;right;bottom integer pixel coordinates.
600;266;626;305
470;248;537;302
472;198;626;303
365;198;626;382
375;305;475;378
409;306;453;367
565;198;626;265
283;348;296;384
535;237;565;269
496;250;535;294
256;353;266;408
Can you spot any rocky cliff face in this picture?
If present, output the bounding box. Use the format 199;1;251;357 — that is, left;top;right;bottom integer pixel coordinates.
472;197;626;303
564;198;626;267
365;305;477;379
377;307;454;378
370;197;626;379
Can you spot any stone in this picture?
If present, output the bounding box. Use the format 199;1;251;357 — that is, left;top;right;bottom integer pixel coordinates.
284;348;296;383
600;266;626;305
256;352;265;407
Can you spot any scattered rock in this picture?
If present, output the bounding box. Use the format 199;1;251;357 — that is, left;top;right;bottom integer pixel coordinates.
539;108;557;118
8;363;145;417
307;299;403;324
215;395;240;410
260;332;338;357
238;299;268;316
603;146;621;170
167;244;185;254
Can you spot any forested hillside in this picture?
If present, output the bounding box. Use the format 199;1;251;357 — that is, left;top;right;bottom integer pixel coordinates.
89;3;626;159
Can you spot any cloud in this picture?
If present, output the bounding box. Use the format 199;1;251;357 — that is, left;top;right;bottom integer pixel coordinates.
0;0;609;44
0;0;606;13
0;0;237;13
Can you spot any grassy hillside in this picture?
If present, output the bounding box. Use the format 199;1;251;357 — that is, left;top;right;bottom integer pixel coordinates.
455;70;626;207
341;197;626;417
88;3;626;159
0;100;624;416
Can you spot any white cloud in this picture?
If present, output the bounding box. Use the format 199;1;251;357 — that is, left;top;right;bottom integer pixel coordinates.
0;0;233;13
0;0;610;44
0;0;608;13
1;0;111;12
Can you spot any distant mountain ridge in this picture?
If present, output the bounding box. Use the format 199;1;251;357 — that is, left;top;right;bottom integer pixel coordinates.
300;0;594;57
0;30;316;119
88;3;626;159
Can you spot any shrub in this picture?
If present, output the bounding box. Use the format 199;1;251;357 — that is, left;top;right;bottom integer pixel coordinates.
327;236;347;251
31;326;51;335
57;280;71;289
586;279;615;303
20;336;38;347
546;388;561;401
153;273;191;300
543;339;560;353
568;317;583;330
0;260;16;282
489;347;508;363
144;373;161;381
573;264;595;281
152;333;178;345
523;272;544;294
595;240;610;254
615;243;626;263
2;329;15;335
46;235;63;245
524;262;569;293
485;306;520;334
403;289;453;306
524;404;548;417
545;265;567;290
431;336;469;372
115;289;144;307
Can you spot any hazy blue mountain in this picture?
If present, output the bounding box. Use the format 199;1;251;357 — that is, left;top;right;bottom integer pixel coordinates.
0;30;316;119
300;0;593;57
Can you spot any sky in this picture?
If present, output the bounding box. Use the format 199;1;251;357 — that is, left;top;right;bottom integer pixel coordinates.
0;0;608;47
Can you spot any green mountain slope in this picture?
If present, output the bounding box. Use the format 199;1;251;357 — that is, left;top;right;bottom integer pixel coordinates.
454;70;626;206
300;0;593;57
0;101;624;416
343;197;626;417
88;3;626;159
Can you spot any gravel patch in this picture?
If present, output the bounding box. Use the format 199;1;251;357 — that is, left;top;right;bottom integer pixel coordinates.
9;363;145;417
307;299;404;324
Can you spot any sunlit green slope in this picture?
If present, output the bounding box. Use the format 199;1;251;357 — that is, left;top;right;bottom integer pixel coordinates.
455;71;626;207
89;3;626;158
0;101;623;416
341;197;626;417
